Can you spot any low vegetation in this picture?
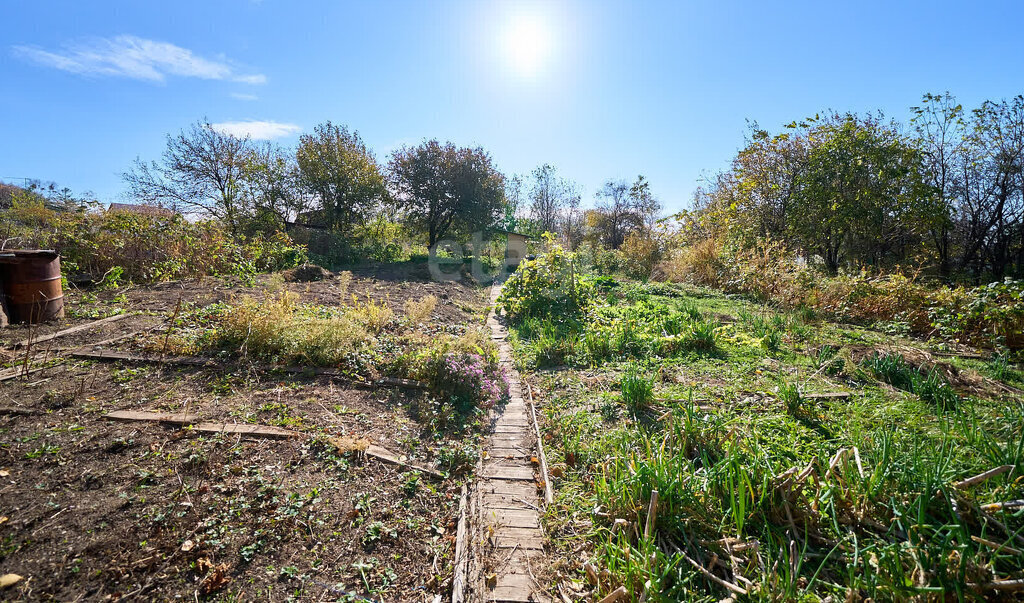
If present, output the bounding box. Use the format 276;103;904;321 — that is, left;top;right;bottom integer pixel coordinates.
503;246;1024;601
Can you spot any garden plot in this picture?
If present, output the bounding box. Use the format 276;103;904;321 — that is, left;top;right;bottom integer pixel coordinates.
0;265;502;601
496;253;1024;602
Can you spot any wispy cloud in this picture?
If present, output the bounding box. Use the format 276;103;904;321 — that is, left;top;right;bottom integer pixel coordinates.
211;120;301;140
12;35;265;84
230;92;259;101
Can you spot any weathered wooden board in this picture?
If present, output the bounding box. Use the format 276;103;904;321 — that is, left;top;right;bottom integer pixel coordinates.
106;410;200;424
9;312;135;350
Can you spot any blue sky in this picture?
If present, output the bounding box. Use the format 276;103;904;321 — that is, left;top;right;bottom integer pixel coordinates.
3;0;1023;213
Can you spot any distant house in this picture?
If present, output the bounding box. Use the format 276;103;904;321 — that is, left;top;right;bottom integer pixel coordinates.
492;228;532;267
108;203;175;217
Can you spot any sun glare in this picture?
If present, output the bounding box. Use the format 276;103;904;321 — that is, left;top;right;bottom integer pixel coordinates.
502;13;553;78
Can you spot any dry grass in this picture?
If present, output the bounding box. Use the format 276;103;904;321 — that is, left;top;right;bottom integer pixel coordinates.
404;295;438;324
336;270;353;299
204;291;373;366
348;295;393;333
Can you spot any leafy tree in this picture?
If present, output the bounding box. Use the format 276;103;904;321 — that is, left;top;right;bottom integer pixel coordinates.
388;140;505;246
792;113;937;273
240;142;301;232
295;122;388;233
589;175;662;249
124;120;250;236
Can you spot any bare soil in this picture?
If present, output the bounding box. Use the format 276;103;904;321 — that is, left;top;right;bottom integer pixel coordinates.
0;264;490;601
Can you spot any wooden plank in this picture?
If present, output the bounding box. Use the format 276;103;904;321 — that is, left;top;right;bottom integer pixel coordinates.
480;496;537;511
72;350;217;367
0;406;42;416
527;382;554;506
106;410;200;424
365;444;444;480
0;363;61;382
487;448;532;459
491;534;544;550
9;312;134;350
479;480;539;497
482;510;540;529
489;437;533;449
481;466;535;481
192;422;299;439
802;391;851;399
452;484;469;603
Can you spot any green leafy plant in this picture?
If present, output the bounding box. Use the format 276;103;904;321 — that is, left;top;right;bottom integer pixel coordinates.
497;241;594;322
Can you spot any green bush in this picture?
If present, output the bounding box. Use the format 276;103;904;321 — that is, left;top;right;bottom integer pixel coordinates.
497;243;594;322
2;199;306;282
412;335;509;414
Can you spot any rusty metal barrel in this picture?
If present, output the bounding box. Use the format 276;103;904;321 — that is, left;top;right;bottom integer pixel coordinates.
0;250;65;324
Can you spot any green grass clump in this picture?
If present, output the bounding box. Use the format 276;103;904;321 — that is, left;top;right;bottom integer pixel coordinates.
863;352;959;409
683;318;718;351
620;364;654;415
529;278;1024;602
777;381;802;414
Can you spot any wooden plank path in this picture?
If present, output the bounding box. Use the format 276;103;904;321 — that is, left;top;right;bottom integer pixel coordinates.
466;281;550;602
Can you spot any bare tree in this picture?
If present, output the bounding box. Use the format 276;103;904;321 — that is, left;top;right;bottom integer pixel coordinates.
124;120;250;236
529;164;565;234
561;182;584;250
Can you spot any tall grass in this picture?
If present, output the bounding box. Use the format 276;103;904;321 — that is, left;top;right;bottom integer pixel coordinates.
580;403;1024;600
863;352;959;409
620;364;654;415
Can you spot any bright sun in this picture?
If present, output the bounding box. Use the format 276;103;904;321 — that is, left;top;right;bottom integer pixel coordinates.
502;13;553;78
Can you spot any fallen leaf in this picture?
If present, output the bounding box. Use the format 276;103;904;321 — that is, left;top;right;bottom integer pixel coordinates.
180;539;195;552
0;470;9;477
0;574;23;588
199;563;229;595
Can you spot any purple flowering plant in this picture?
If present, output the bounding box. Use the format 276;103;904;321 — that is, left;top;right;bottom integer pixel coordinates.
423;351;510;414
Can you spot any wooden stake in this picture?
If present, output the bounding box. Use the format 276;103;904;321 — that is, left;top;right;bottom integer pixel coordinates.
527;382;553;505
644;489;659;543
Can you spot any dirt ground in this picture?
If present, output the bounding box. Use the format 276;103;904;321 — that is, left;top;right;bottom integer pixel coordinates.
0;264;490;601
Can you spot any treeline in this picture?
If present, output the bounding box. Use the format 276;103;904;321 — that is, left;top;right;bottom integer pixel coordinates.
123;121;505;260
683;93;1024;281
122;121;663;266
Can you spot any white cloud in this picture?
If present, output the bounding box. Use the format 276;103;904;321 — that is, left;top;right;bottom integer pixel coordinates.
211;120;301;140
230;92;259;101
232;74;266;85
12;35;265;84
